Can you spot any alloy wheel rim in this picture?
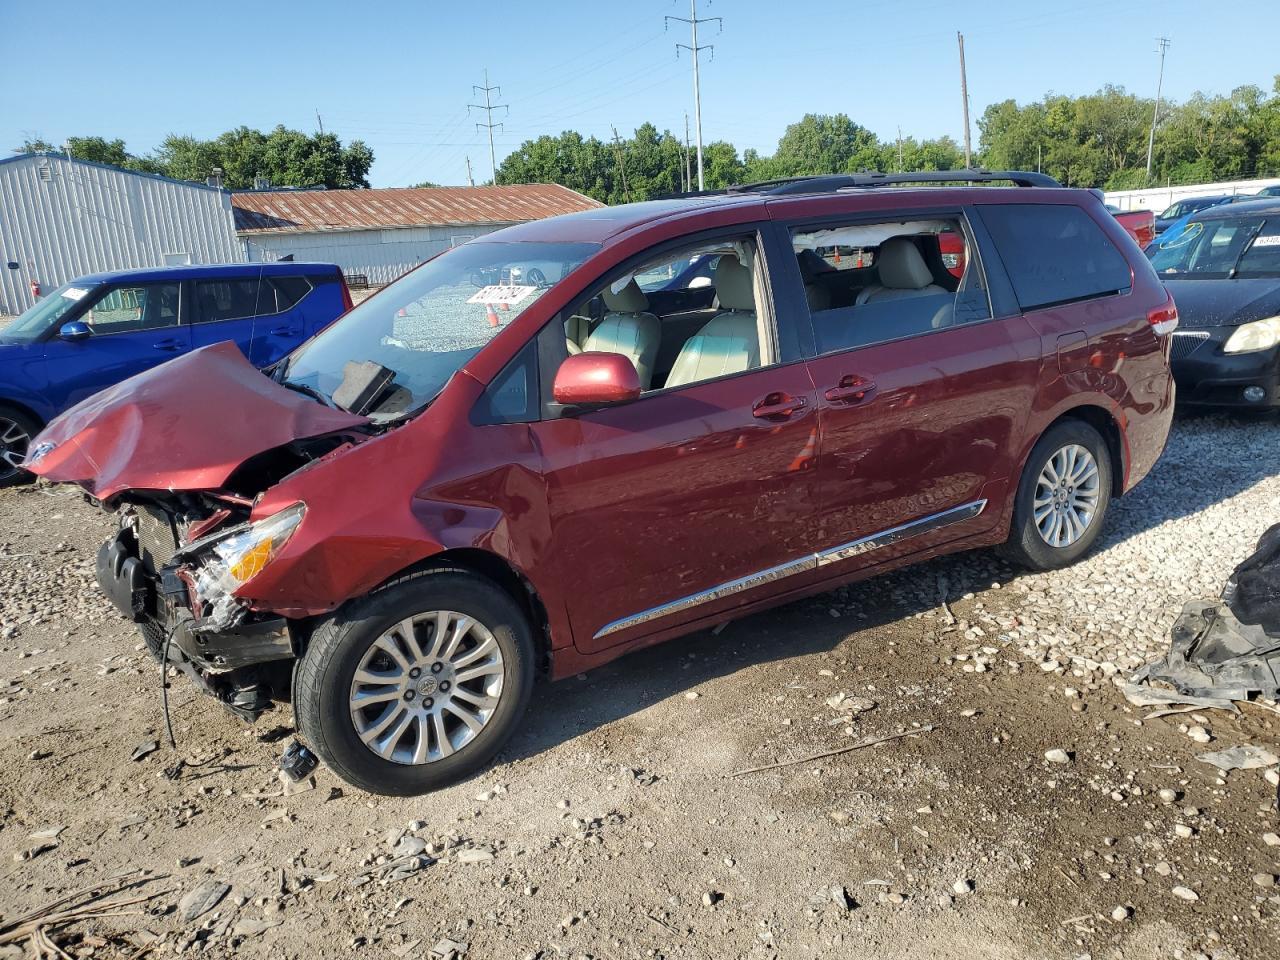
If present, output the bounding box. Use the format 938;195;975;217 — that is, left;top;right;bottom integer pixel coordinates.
349;611;505;765
1033;443;1100;548
0;417;31;481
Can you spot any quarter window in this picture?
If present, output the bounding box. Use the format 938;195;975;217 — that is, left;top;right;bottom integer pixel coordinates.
82;283;181;334
981;204;1132;310
790;217;990;355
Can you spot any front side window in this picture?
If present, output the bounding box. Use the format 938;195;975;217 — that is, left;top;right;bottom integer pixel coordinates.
790;217;990;355
562;235;771;393
83;283;181;334
980;204;1132;311
278;240;598;419
1149;216;1271;278
194;278;260;323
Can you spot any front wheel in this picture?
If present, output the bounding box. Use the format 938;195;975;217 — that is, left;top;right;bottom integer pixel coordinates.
0;406;40;488
294;568;536;795
1001;419;1112;570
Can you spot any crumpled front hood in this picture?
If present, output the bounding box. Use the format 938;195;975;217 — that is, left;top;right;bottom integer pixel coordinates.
26;341;369;500
1164;278;1280;328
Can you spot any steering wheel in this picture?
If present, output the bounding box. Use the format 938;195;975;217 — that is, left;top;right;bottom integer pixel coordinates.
526;267;548;287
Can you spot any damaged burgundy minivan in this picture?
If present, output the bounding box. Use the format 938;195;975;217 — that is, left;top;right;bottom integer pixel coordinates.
28;172;1177;795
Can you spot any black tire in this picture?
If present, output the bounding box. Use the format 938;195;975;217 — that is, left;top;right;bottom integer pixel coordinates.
1001;419;1113;571
0;405;41;489
294;567;536;796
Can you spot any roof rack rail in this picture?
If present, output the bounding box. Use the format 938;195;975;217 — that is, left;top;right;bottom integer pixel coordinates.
724;169;1061;197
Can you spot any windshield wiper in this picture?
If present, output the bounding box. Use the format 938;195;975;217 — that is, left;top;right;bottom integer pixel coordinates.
279;379;337;409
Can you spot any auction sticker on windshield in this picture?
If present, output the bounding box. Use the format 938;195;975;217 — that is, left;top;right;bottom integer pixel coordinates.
1253;235;1280;247
61;287;88;301
467;285;538;305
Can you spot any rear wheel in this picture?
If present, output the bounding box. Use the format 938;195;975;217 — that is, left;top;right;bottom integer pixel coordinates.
1002;419;1112;570
294;567;536;796
0;406;39;488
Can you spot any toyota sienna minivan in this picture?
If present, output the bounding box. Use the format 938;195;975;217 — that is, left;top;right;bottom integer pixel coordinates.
27;171;1177;795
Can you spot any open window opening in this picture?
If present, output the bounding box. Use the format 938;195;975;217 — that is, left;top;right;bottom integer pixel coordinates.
791;217;991;355
563;234;775;393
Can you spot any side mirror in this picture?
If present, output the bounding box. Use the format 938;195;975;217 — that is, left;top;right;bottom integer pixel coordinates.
552;352;641;407
58;320;91;343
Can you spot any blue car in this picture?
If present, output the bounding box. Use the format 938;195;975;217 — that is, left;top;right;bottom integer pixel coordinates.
0;262;352;483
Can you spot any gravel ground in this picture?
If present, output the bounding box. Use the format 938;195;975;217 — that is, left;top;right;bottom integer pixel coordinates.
0;411;1278;960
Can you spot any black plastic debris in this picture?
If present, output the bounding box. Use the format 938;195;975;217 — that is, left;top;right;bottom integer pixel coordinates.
1135;522;1280;700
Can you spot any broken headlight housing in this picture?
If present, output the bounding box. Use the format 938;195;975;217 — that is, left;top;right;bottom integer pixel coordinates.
192;503;305;627
1223;316;1280;354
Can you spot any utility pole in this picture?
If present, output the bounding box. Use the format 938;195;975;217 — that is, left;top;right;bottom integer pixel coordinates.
316;110;324;135
1145;37;1171;180
897;126;904;173
465;156;474;188
667;0;721;191
957;32;972;168
469;69;508;184
684;113;692;192
611;126;630;203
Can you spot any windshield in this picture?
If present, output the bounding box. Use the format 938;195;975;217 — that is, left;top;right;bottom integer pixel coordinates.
1149;216;1280;279
2;282;97;342
278;240;599;418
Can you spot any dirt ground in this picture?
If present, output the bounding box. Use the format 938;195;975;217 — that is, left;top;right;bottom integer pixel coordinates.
1;416;1278;960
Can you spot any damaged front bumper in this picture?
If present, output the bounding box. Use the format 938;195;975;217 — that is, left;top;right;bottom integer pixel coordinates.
96;525;296;718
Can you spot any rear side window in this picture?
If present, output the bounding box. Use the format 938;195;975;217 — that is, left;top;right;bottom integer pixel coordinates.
257;275;313;315
981;204;1132;310
193;278;260;323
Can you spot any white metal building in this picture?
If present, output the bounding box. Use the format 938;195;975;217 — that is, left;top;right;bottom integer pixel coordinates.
1105;175;1280;212
0;153;243;315
232;184;603;286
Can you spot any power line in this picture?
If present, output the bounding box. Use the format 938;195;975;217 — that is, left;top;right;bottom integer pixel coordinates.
469;69;508;184
666;0;721;191
1146;37;1171;180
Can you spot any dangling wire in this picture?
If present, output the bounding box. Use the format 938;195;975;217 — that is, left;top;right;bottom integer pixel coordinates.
160;622;181;749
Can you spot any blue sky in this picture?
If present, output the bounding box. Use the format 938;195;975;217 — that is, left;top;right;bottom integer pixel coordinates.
2;0;1276;188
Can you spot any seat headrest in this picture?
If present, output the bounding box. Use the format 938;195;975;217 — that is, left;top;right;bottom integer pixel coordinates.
602;278;649;313
714;257;755;311
876;237;936;290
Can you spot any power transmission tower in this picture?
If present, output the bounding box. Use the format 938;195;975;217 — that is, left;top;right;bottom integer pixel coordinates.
667;0;721;191
957;32;972;168
1145;37;1171;180
316;110;324;135
469;69;508;184
611;126;630;203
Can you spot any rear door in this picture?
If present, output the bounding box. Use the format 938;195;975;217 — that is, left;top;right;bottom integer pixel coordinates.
41;280;191;412
775;209;1042;574
189;271;262;359
249;273;324;366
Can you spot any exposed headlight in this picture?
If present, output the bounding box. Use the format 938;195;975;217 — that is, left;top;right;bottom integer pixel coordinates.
1223;316;1280;354
193;503;305;625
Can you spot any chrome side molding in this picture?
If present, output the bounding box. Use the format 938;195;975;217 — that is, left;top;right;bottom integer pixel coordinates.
593;499;987;641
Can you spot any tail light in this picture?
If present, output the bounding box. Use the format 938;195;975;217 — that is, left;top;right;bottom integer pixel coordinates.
1148;294;1178;336
339;276;354;313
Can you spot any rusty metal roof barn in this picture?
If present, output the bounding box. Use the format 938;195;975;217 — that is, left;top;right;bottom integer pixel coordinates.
231;183;603;286
231;184;602;234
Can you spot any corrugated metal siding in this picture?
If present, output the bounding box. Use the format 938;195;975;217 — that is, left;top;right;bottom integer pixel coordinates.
243;224;514;285
0;155;243;314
